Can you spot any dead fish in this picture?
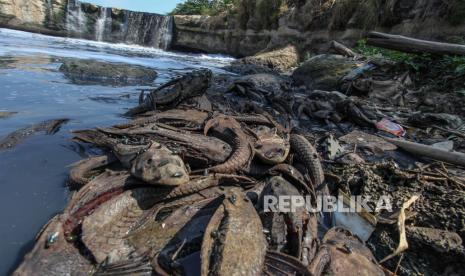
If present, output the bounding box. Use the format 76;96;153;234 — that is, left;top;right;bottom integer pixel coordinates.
126;69;212;115
201;188;267;276
289;134;324;188
96;198;220;275
72;129;150;168
63;170;154;241
131;143;189;186
0;118;69;150
81;188;161;264
309;227;384;276
128;197;219;257
204;115;254;173
260;176;318;263
252;125;290;165
13;215;93;276
68;154;118;188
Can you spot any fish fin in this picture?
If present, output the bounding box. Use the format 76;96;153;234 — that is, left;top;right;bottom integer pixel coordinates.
94;253;153;276
263;251;312;276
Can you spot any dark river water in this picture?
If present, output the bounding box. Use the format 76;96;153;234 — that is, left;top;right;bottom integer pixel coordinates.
0;28;233;274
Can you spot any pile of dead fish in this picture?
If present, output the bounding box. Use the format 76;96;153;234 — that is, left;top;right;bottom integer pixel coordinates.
15;69;387;275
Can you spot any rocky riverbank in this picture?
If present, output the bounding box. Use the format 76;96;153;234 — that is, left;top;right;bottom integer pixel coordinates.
2;0;465;57
172;0;465;57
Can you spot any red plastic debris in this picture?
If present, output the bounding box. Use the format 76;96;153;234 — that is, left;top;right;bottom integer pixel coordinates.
376;118;406;137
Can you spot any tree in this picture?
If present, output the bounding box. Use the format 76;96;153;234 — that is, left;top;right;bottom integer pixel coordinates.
170;0;235;15
170;0;212;15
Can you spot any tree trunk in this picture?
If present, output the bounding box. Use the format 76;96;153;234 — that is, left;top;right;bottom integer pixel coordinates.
367;32;465;56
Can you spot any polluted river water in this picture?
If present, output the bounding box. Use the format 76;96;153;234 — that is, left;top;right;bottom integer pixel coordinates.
0;28;233;274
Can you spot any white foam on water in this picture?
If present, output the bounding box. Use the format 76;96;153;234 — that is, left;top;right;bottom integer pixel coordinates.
0;28;235;65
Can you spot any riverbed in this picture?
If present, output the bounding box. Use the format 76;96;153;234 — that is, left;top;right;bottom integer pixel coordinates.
0;28;233;274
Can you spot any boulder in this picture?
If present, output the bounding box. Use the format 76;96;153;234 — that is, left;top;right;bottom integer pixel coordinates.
59;59;157;86
292;54;360;90
231;45;299;73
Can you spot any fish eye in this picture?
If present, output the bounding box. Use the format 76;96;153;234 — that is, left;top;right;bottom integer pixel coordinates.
172;172;184;178
146;158;153;165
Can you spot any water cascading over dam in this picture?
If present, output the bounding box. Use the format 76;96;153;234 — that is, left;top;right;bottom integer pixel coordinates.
123;11;173;50
64;0;173;50
66;0;86;35
95;7;110;41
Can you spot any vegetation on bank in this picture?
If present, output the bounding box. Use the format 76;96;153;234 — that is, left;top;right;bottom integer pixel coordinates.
170;0;235;16
170;0;285;29
355;39;465;92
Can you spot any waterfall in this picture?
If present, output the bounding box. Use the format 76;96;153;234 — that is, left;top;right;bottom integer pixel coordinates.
66;0;86;35
64;0;173;50
124;11;173;50
95;7;110;41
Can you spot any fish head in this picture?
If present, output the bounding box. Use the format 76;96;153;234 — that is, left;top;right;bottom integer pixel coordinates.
254;127;290;164
131;147;189;186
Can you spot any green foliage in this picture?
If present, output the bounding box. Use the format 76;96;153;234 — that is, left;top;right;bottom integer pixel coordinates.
170;0;235;16
355;39;465;89
171;0;285;29
355;39;430;72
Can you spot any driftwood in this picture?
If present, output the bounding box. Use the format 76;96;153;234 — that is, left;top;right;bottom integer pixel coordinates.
384;137;465;167
367;32;465;56
330;40;358;58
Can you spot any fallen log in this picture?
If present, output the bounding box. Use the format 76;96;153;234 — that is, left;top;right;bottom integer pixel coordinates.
330;40;358;58
367;32;465;56
384;137;465;167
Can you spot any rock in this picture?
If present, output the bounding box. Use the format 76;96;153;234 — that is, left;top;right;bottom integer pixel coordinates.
408;113;463;129
339;130;397;152
0;111;17;119
407;227;463;254
292;54;361;90
59;59;157;86
224;64;275;75
231;45;299;73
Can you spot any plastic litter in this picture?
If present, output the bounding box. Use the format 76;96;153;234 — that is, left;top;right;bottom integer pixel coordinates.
376;118;406;137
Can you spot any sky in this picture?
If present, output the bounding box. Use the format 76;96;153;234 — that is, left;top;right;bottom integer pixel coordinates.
85;0;185;14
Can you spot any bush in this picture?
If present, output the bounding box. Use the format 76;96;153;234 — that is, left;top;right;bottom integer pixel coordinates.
170;0;235;16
